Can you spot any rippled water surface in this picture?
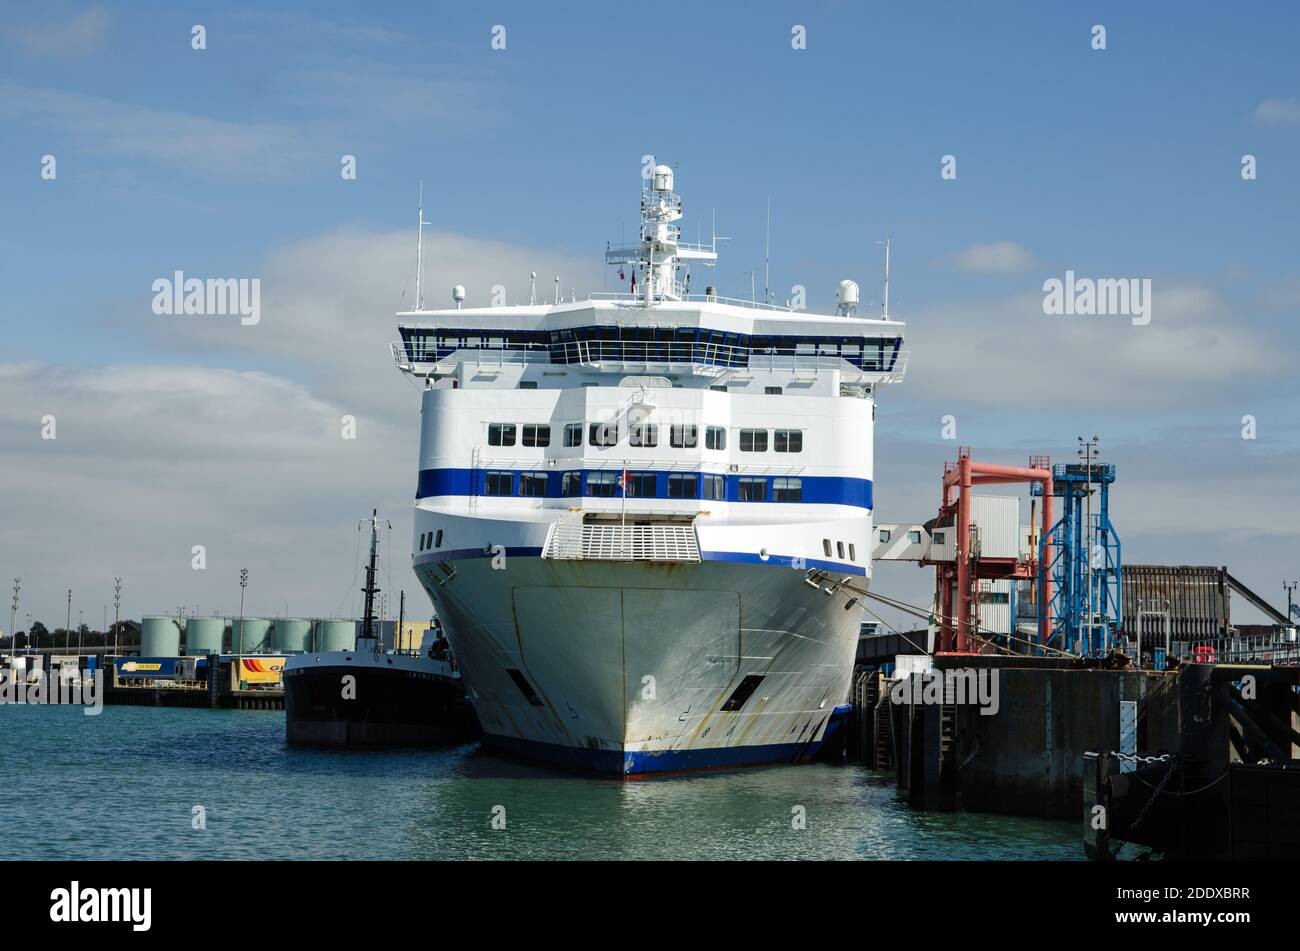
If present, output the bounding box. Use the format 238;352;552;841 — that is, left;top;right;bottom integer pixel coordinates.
3;705;1079;860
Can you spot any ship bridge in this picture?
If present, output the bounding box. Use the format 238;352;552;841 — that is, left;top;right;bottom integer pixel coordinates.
394;161;906;390
395;298;906;388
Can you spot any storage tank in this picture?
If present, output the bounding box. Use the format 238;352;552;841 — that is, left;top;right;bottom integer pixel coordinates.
231;618;272;653
272;618;312;653
314;619;356;653
184;617;225;655
140;616;181;656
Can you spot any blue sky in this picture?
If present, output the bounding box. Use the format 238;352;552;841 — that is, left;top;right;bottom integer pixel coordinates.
2;1;1298;627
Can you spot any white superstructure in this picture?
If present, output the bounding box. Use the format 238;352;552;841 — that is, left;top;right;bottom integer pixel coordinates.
395;165;907;774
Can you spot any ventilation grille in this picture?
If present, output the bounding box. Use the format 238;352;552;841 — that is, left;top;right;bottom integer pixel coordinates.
543;521;700;563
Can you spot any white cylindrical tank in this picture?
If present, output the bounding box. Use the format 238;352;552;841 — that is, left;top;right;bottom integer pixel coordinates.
836;279;860;314
184;617;225;655
272;618;312;653
652;164;673;193
314;619;356;653
231;618;272;653
140;616;181;656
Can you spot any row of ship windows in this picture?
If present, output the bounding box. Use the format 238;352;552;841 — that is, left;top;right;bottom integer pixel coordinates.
482;471;807;502
417;529;445;552
486;422;802;453
823;539;859;562
401;327;903;371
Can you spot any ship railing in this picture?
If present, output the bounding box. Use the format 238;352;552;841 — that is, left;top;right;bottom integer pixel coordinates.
543;520;701;563
587;291;795;313
1186;632;1300;666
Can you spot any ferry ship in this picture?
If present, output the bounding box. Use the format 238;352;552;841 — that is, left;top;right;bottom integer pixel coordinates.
395;164;906;775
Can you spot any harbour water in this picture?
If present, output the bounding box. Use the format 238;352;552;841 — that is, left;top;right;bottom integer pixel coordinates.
4;706;1078;860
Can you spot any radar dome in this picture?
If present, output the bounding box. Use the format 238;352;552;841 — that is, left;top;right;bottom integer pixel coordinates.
652;164;674;193
836;279;860;315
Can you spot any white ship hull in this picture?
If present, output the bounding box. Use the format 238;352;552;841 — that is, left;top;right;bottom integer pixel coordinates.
414;512;864;775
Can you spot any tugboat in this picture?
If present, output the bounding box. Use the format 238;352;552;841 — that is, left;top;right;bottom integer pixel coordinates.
283;510;477;747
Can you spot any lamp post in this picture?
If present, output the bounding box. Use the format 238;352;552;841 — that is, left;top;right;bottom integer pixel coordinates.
113;578;122;655
9;578;19;657
65;589;72;652
238;569;248;654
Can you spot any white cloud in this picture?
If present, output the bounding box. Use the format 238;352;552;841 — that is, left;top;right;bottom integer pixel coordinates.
0;81;315;180
948;241;1037;274
3;229;600;624
140;228;599;416
11;6;109;56
900;282;1294;409
1254;98;1300;126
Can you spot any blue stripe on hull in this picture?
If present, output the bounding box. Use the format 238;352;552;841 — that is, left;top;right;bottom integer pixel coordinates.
481;732;825;777
416;547;865;576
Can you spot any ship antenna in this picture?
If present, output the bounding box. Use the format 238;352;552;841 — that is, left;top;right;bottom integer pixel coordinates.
415;182;431;311
764;195;771;306
876;237;891;320
360;509;381;653
529;271;537;305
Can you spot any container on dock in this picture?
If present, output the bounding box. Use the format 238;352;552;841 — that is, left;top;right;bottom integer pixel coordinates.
140;616;182;657
184;617;225;655
272;618;312;653
231;618;272;653
314;619;356;653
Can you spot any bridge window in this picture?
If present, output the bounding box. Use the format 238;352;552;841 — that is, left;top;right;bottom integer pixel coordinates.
670;425;698;448
629;423;658;447
739;429;768;452
705;426;726;450
487;424;516;447
484;472;513;496
522;424;550;448
738;477;767;502
590;422;619;447
773;477;802;502
586;472;617;497
519;473;547;497
668;473;698;499
564;423;583;447
703;475;725;501
774;429;802;453
765;386;783;395
626;473;657;497
561;472;581;497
